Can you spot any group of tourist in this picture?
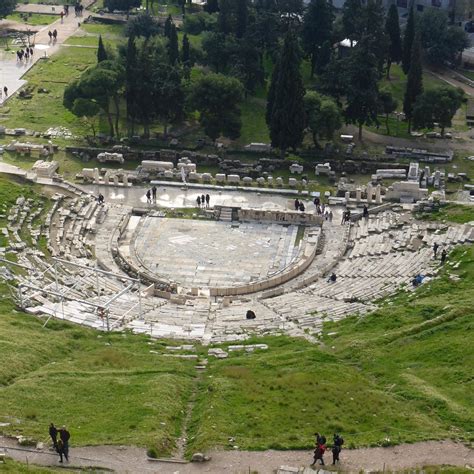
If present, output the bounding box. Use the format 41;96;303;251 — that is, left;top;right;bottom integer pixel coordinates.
48;423;71;463
146;186;158;204
433;242;447;263
16;47;34;62
48;30;59;43
341;209;352;224
311;432;344;466
294;198;306;212
197;193;211;208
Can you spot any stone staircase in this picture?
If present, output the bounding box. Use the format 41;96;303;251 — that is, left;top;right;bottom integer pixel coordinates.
218;207;233;222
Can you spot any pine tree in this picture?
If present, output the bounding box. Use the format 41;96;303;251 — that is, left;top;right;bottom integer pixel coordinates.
385;4;402;79
236;0;248;39
97;35;108;63
403;31;423;133
402;5;415;75
302;0;334;77
164;14;173;39
267;30;306;156
168;23;180;65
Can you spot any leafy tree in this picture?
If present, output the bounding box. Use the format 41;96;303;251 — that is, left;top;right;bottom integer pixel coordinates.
167;23;180;65
188;73;244;140
419;9;469;67
319;53;348;105
205;0;219;13
403;31;423;133
266;30;306;155
304;91;342;147
97;35;108;63
249;9;280;57
342;0;364;45
413;86;464;136
72;98;101;137
104;0;140;14
377;88;397;134
126;13;160;38
236;0;248;38
344;36;380;140
315;40;332;74
231;36;265;96
302;0;334;77
202;31;238;73
385;4;402;79
402;5;415;75
0;0;17;18
183;12;217;35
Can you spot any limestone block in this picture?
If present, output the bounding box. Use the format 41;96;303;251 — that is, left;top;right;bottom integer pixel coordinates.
276;177;283;186
242;176;253;185
141;160;173;172
288;178;297;187
215;173;226;183
202;173;212;182
227;174;240;184
164;170;174;178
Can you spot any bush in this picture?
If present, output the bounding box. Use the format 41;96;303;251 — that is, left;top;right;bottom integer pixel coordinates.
147;447;158;458
183;12;217;35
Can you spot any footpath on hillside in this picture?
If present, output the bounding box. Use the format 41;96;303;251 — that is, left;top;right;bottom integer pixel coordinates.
0;437;473;473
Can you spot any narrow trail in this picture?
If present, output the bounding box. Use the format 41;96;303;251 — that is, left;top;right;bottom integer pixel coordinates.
0;438;472;473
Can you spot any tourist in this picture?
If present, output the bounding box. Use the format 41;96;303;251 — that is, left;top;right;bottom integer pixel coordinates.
311;433;326;466
341;211;346;224
29;47;34;56
152;185;157;201
363;205;369;219
146;190;152;204
49;423;58;449
332;433;344;465
48;31;53;42
441;248;447;264
201;194;205;207
53;29;58;41
299;202;305;212
294;198;299;211
3;86;8;97
64;5;69;16
205;194;210;208
327;273;337;283
61;11;64;22
433;242;439;259
313;196;320;207
246;310;256;319
196;195;201;207
345;209;351;223
98;193;104;205
59;426;70;462
329;210;333;222
56;439;67;463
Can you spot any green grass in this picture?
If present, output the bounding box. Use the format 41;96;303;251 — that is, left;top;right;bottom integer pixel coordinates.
6;13;58;26
237;97;270;146
65;24;126;47
416;203;474;224
0;458;59;473
1;47;97;139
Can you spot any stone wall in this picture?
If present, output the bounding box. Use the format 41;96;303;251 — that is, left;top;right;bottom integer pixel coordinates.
238;208;323;226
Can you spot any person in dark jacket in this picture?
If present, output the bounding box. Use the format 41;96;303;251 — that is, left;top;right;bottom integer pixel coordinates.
49;423;58;449
332;433;344;465
59;426;70;461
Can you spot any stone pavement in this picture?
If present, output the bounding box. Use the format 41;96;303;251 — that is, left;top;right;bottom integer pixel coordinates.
0;0;94;103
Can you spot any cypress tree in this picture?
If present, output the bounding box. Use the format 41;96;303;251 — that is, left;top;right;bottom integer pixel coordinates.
385;4;402;79
168;23;180;65
342;0;364;45
164;14;173;39
365;0;387;74
402;5;415;75
302;0;333;78
97;35;108;63
182;33;191;64
403;31;423;133
267;30;306;156
236;0;248;39
218;0;232;35
205;0;219;13
125;35;139;135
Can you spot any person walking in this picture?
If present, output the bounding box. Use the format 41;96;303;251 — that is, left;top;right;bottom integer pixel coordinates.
441;248;447;264
58;426;70;462
56;439;66;463
201;194;205;207
196;195;201;208
60;11;64;22
146;190;152;204
294;199;300;211
433;242;439;259
3;86;8;97
49;423;58;450
311;433;326;466
332;433;344;465
205;194;210;208
53;29;58;41
151;185;157;201
363;204;369;219
299;202;305;212
48;30;53;42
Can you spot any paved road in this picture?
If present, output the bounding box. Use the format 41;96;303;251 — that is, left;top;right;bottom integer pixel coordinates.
0;0;95;104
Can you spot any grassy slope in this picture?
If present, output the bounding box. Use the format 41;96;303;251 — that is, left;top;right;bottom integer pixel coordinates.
187;245;474;454
417;203;474;224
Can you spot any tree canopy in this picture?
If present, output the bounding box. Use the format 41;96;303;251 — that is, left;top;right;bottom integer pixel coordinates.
0;0;16;18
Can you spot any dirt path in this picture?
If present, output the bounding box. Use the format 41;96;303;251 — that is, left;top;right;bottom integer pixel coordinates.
1;438;472;473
